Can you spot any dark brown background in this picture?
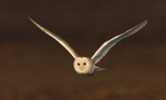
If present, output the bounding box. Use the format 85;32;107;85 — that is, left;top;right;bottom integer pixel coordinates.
0;0;166;100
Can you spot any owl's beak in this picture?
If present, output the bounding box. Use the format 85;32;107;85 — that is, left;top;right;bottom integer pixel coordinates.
80;66;84;71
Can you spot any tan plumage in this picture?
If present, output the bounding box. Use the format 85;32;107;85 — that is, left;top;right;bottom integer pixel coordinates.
92;20;148;64
74;57;95;75
29;17;148;76
29;17;79;59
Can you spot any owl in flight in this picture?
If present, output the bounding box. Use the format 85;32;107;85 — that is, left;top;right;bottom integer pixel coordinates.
29;17;148;76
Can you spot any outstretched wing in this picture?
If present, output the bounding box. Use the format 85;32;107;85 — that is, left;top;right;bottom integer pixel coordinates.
92;20;148;64
29;17;79;59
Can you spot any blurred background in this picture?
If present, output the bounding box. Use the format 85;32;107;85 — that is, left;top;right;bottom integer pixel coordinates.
0;0;166;100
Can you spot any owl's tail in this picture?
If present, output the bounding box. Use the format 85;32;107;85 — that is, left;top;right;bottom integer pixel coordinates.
95;66;105;71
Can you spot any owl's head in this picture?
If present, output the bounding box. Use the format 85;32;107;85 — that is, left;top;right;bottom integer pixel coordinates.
74;57;92;74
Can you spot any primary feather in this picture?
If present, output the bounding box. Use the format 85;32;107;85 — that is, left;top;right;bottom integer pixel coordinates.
29;17;79;59
92;20;148;64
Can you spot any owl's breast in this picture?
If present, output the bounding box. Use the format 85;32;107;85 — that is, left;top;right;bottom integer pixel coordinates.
86;63;96;75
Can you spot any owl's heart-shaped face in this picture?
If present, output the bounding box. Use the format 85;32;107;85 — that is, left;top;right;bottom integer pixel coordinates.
73;57;93;74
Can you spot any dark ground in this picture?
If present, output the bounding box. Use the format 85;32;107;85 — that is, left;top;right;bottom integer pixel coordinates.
0;0;166;100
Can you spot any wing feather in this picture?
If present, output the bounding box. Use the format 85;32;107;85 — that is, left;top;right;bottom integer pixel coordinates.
92;20;148;64
29;17;79;59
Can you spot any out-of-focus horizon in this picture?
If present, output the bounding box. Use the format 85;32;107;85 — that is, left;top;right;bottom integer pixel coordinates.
0;0;166;100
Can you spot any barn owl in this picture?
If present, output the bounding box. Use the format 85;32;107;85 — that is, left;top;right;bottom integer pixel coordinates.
29;17;148;76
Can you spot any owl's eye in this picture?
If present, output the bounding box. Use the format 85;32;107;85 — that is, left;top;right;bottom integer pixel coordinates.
77;63;80;65
84;63;86;65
